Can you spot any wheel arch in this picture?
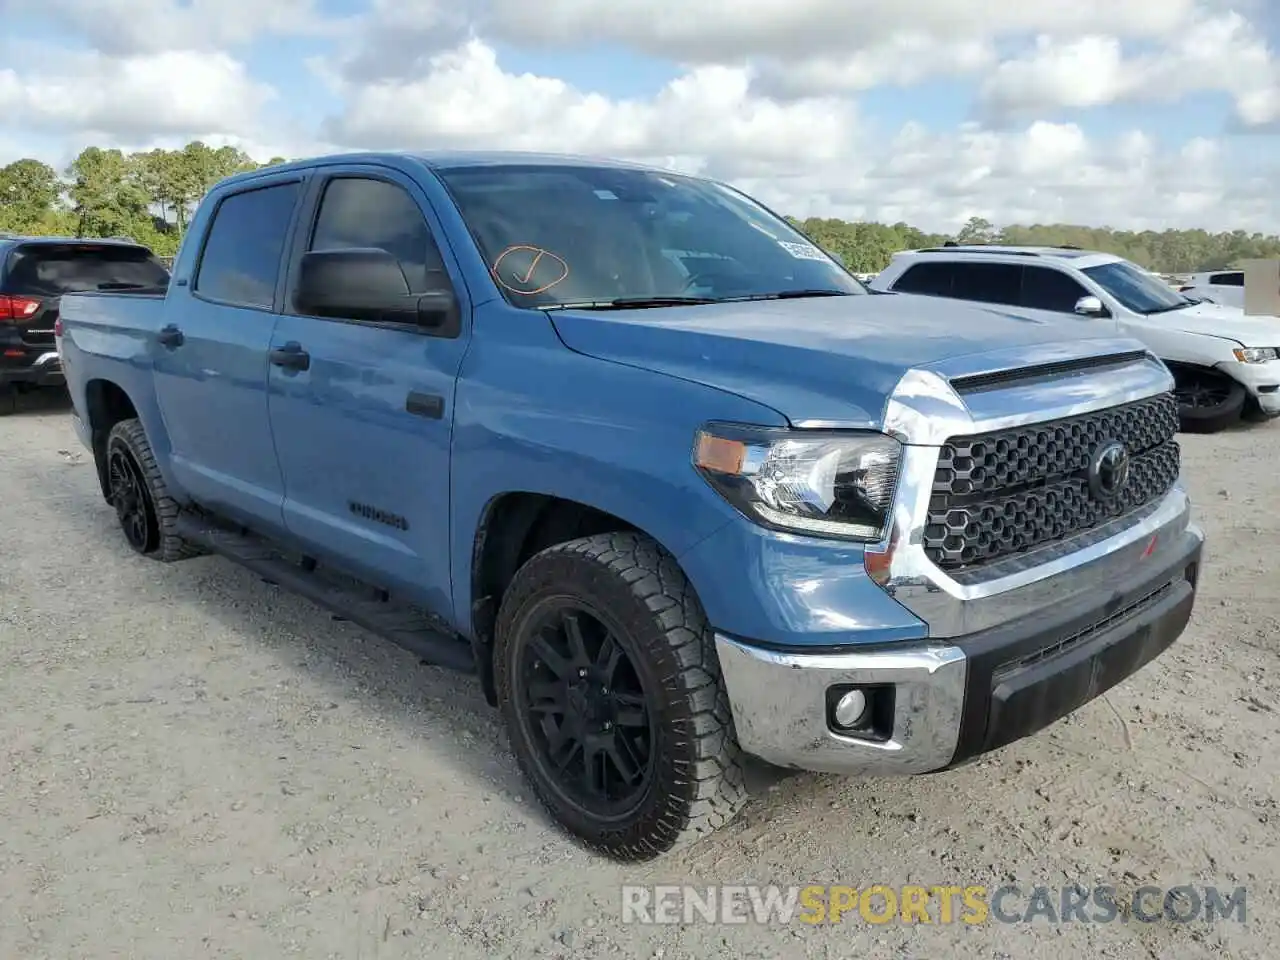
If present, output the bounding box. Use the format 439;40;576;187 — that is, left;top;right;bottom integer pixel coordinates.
1165;360;1248;433
467;491;690;706
84;378;142;500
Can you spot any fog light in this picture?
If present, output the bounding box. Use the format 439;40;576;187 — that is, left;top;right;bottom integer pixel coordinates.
832;689;868;729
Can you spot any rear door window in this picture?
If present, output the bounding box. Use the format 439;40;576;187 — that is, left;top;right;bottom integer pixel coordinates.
891;262;955;296
951;263;1022;306
195;180;302;308
2;244;171;296
1020;266;1090;312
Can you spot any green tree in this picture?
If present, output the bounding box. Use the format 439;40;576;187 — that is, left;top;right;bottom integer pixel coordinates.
955;216;1001;245
0;159;64;233
65;147;152;239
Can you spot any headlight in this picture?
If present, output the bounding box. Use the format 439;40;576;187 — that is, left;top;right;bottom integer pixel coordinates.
693;424;902;541
1234;347;1278;363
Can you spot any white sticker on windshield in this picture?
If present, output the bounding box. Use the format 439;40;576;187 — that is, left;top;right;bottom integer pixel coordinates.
778;240;829;261
594;189;618;200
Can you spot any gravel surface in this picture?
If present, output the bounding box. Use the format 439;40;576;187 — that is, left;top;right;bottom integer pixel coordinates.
2;390;1277;959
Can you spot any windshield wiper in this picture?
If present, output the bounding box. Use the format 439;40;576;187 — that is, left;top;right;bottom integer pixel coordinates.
722;289;854;302
543;296;719;311
1144;302;1192;315
541;289;854;311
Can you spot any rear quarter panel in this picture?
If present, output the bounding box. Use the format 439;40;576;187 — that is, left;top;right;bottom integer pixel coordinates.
60;291;175;470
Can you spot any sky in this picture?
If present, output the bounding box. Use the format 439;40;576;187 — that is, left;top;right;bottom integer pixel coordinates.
1;0;1279;234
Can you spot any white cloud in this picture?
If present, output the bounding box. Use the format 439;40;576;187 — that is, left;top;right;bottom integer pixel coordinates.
476;0;1205;64
795;121;1233;231
328;0;1217;98
313;37;1280;234
329;0;477;83
751;35;996;99
320;39;861;174
12;0;345;56
2;1;1279;236
0;48;274;140
980;13;1280;126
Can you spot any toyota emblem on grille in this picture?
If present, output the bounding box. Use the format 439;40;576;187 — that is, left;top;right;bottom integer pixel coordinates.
1089;441;1131;499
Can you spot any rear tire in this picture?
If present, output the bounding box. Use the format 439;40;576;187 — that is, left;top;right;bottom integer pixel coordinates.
494;531;748;861
1174;372;1246;433
105;418;204;562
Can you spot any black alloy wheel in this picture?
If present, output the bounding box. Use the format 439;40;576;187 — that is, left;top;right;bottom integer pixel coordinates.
108;438;158;553
1173;372;1247;433
1175;380;1233;409
515;602;656;820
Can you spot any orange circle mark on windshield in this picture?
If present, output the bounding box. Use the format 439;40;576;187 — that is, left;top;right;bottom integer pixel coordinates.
492;245;570;296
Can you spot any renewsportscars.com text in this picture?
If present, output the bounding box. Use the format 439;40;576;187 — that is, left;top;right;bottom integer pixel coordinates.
621;884;1247;926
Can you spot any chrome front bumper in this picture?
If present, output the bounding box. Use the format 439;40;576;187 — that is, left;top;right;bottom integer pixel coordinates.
717;637;967;774
716;507;1204;776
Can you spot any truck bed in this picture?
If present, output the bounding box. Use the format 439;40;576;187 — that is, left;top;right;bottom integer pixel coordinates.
59;289;172;435
60;288;169;331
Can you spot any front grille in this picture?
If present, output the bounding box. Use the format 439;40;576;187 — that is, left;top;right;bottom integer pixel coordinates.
924;394;1180;571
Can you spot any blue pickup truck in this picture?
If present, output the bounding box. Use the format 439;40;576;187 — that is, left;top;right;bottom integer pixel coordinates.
57;151;1204;860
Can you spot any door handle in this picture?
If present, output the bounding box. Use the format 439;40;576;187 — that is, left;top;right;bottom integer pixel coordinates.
269;342;310;371
157;324;184;348
406;391;444;419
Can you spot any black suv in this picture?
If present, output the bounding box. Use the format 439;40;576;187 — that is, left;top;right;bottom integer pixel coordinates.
1;235;171;409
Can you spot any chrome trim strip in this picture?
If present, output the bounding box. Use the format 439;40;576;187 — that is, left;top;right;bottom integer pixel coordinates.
715;634;967;774
34;351;60;368
791;417;879;430
882;350;1173;445
920;336;1157;382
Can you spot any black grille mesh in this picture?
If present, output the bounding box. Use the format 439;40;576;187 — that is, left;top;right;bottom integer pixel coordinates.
925;394;1180;571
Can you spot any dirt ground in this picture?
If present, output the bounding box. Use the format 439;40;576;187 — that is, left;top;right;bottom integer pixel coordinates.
1;389;1276;960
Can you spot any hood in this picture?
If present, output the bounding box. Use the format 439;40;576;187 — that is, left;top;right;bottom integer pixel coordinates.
1153;301;1280;345
548;293;1129;426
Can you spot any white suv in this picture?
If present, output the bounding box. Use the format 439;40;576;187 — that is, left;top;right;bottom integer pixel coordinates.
870;245;1280;431
1179;270;1244;309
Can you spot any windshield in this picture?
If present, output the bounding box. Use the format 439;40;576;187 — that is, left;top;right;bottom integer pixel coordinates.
1081;260;1188;315
436;164;864;308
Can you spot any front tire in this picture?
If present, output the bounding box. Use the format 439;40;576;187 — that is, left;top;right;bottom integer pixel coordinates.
105;418;204;562
1174;372;1246;433
494;532;748;861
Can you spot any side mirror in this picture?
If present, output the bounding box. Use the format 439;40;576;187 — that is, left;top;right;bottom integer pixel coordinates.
296;248;457;330
1074;295;1107;317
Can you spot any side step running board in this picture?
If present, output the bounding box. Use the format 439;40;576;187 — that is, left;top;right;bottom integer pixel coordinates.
174;514;476;674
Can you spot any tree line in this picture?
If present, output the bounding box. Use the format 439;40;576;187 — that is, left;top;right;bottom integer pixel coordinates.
2;140;1278;272
0;142;285;258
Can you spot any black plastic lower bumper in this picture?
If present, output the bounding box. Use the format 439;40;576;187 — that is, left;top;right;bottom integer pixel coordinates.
0;346;64;387
947;529;1202;766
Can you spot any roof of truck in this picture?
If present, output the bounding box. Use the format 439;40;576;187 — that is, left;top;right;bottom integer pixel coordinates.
215;150;682;190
